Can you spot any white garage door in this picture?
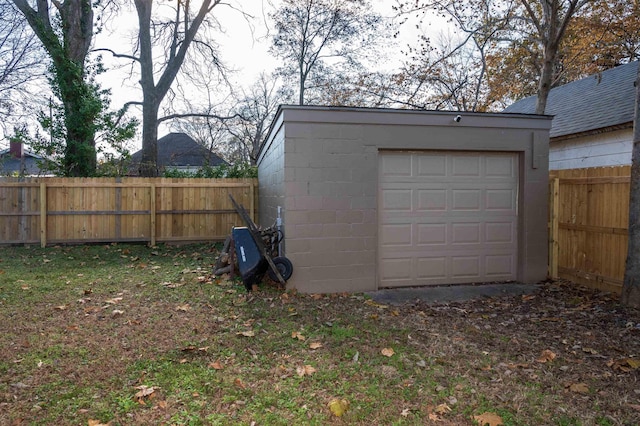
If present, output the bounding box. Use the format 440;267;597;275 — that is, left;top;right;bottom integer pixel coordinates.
378;151;519;287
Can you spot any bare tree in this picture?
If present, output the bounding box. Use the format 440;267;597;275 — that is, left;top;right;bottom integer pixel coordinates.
130;0;232;177
0;0;46;134
270;0;386;105
225;73;286;165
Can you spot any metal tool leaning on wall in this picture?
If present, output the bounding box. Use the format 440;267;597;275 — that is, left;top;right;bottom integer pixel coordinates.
215;195;293;292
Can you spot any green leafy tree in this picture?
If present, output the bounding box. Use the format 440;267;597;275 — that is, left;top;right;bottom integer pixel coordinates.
12;0;102;176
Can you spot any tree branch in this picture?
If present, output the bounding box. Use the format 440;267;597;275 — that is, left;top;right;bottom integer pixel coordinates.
93;48;139;62
157;112;243;124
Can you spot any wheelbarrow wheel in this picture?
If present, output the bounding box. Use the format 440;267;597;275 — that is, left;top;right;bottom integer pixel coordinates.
268;256;293;282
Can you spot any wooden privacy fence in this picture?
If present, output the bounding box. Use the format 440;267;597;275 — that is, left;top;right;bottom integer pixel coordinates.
548;166;630;294
0;177;258;247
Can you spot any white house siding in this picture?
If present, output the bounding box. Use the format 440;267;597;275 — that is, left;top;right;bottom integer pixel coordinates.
550;128;632;170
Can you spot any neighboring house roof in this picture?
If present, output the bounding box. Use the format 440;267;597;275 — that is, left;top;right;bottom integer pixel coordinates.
0;148;47;176
129;133;227;171
504;61;638;139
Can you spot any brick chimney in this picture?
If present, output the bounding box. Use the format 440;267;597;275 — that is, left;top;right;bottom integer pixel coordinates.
10;140;23;158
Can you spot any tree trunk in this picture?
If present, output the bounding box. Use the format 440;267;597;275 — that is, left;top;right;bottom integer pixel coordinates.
139;96;159;177
622;65;640;307
535;45;556;114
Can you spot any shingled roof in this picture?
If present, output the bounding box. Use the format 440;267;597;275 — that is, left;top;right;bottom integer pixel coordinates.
130;133;227;171
504;61;638;139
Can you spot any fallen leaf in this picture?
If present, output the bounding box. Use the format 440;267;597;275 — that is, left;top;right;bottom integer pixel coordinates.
381;347;395;357
474;412;504;426
328;398;349;417
296;364;316;377
400;408;411;417
536;349;557;363
309;342;323;350
434;403;451;414
610;358;640;372
181;346;209;353
21;285;30;290
365;299;388;309
582;347;598;355
428;412;440;421
568;382;589;394
234;378;246;389
156;400;168;410
238;330;255;337
54;305;67;311
175;304;191;312
208;360;224;370
291;331;305;340
105;297;123;304
134;385;157;400
88;420;111;426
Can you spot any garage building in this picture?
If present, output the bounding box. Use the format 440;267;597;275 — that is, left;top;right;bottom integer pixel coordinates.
257;106;552;293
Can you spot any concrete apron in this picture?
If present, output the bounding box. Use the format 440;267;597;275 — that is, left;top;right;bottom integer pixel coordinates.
366;283;541;306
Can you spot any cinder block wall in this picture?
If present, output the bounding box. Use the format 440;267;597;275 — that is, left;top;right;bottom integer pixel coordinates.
258;106;552;293
257;117;286;235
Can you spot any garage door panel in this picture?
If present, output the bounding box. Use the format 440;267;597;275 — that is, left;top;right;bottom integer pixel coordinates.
416;257;447;279
451;223;480;244
452;155;481;176
452;190;481;210
417;154;447;176
417;224;447;245
381;154;411;176
380;224;412;246
381;189;412;210
486;156;517;177
486;255;515;276
451;256;481;277
486;189;517;210
485;222;515;243
380;258;412;280
379;151;518;287
417;190;447;211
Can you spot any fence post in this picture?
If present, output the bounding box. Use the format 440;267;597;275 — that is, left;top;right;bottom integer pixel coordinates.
40;182;47;248
549;177;560;279
250;181;255;224
150;183;156;246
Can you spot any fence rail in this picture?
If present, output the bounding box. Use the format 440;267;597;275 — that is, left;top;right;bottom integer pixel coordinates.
548;166;630;294
0;177;257;247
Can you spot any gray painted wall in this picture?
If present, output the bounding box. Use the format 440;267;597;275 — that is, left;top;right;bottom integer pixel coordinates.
258;106;552;293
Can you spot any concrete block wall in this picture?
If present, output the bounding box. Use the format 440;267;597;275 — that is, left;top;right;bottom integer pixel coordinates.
282;122;378;293
257;119;286;233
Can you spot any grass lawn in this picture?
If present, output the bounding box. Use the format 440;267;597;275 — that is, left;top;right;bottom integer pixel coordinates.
1;243;639;425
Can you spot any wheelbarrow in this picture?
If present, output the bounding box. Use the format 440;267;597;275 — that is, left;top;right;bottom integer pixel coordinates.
229;195;293;291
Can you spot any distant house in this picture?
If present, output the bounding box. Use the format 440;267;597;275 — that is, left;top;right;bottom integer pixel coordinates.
128;132;227;175
0;141;48;176
504;61;638;170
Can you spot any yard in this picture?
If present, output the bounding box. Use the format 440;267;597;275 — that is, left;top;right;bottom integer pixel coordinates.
1;244;639;425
